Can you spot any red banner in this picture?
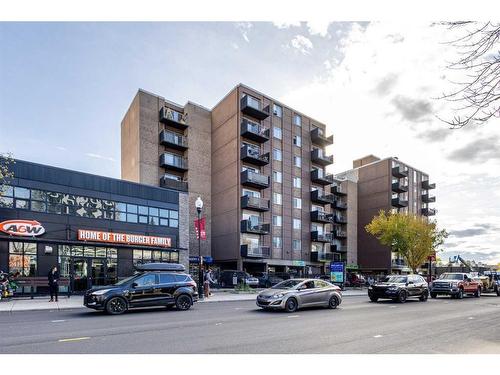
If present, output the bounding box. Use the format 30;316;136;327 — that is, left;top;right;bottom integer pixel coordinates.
194;217;206;240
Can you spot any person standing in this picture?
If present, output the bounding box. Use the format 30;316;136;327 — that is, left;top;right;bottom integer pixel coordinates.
203;268;215;298
48;266;59;302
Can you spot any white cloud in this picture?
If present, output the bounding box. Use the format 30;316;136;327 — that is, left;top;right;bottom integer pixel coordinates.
288;34;313;55
55;146;67;151
85;153;116;162
236;22;252;43
306;21;331;37
272;21;301;29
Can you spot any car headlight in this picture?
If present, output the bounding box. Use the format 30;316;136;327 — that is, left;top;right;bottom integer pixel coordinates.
273;293;284;299
368;286;373;290
452;282;458;287
91;289;112;296
388;286;399;291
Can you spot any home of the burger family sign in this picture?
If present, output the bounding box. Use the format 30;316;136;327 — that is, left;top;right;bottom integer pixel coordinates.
77;229;172;247
0;220;46;236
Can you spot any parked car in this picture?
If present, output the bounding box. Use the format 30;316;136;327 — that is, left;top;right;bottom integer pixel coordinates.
475;271;500;296
219;270;259;288
253;272;284;288
430;272;481;299
368;274;429;303
84;263;198;315
256;278;342;312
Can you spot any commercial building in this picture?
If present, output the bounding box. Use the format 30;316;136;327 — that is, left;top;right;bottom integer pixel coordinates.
336;155;436;274
121;84;336;276
0;159;189;294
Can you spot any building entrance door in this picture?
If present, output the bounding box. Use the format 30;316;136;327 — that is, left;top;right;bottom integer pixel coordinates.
71;257;109;292
71;258;89;292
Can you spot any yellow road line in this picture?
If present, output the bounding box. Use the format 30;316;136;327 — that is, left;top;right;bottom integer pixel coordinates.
58;337;90;342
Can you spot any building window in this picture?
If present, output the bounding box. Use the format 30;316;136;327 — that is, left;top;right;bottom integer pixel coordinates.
293;135;302;147
273;236;282;249
273;192;282;205
272;215;282;227
273;104;283;118
293;114;302;127
293;198;302;209
293;177;302;188
293;218;301;230
273;148;282;161
273;171;282;183
293;239;301;251
133;249;177;265
294;156;301;168
8;242;37;276
273;127;282;140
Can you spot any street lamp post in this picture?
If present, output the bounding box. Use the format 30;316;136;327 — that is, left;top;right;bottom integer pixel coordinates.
195;196;204;301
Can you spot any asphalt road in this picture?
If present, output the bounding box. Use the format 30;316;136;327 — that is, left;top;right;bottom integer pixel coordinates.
1;294;500;354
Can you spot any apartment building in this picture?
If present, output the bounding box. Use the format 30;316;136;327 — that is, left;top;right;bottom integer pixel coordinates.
121;84;336;276
337;155;436;274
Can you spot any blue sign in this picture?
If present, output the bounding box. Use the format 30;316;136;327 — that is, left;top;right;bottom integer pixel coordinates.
189;256;213;264
330;262;345;283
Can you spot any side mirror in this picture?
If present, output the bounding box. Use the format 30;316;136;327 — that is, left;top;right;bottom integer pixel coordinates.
131;282;138;288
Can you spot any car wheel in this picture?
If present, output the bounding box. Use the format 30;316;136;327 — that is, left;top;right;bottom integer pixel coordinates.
430;292;437;299
419;290;429;302
284;298;298;313
457;288;464;299
474;287;481;298
175;294;193;311
397;290;407;303
369;296;378;302
328;295;339;309
105;297;127;315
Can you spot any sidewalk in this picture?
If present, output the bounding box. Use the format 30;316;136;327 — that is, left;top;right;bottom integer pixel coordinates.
0;289;367;313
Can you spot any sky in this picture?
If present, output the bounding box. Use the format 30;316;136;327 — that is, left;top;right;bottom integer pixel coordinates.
1;21;499;265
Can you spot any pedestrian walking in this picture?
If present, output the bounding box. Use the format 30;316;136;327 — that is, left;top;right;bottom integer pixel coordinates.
204;268;215;298
48;266;59;302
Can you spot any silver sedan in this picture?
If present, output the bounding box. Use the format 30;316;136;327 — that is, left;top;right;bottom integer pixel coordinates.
256;278;342;312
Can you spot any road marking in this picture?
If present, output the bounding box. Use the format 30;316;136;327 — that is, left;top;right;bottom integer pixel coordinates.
287;315;300;318
51;320;66;323
373;335;383;338
468;317;475;320
234;308;244;310
58;337;90;343
215;323;222;326
389;306;397;308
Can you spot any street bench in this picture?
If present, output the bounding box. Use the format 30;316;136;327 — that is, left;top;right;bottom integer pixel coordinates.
14;277;71;299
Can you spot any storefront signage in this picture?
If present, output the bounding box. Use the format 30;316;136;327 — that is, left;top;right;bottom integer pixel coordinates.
330;261;345;283
0;220;45;237
78;229;171;247
292;260;306;267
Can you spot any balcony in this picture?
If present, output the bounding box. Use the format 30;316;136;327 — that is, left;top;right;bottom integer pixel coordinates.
331;244;347;253
160;176;188;192
159;107;188;130
311;189;335;205
392;181;408;193
391;259;407;269
331;185;347;196
333;230;347;239
392;166;409;178
422;194;436;203
311;149;333;167
421;208;437;216
240;95;270;120
241;170;270;189
240;145;270;166
422;180;436;190
310;169;334;185
392;197;409;208
240;244;271;258
311;252;334;262
240;119;269;143
333;215;347;224
332;199;347;211
310;210;333;223
241;195;270;212
310;127;333;147
240;220;270;235
160;153;188;172
159;130;188;151
311;231;333;243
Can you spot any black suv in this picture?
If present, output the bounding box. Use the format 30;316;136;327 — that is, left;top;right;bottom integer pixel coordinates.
84;263;198;315
368;274;429;303
253;272;284;288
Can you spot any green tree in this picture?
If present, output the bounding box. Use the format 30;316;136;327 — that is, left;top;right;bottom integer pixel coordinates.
366;211;448;273
0;152;15;196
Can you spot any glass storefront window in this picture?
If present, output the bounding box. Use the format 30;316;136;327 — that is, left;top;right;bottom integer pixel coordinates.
72;246;84;256
8;242;37;276
84;247;96;257
0;196;14;207
153;251;162;262
60;245;71;256
14;187;30;199
127;213;138;223
170;252;179;263
139;215;148;224
149;207;159;216
31;201;46;212
160;218;169;226
107;248;117;258
149;216;159;225
169;210;178;219
169;219;178;228
15;199;29;209
138;206;148;215
115;202;127;212
126;204;138;214
159;209;168;218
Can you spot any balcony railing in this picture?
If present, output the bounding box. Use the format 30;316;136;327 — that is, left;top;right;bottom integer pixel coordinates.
240;145;270;166
422;180;436;190
160;153;188;172
311;149;334;166
392;181;408;193
240;244;271;258
311;189;335;205
333;215;347;224
241;170;270;189
311;231;333;243
392;197;409;208
159;130;188;151
331;244;347;253
159;107;188;130
421;208;437;216
310;127;334;147
310;210;333;223
332;199;347;211
391;259;407;268
333;230;347;239
392;166;409;178
240;95;270;120
331;185;347;196
311;252;334;262
240;220;270;234
160;176;188;192
422;194;436;203
310;169;334;185
240;119;269;143
240;195;270;212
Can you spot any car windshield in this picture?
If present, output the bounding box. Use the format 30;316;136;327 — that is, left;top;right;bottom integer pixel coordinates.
381;276;407;283
271;279;302;289
114;274;138;286
439;273;464;280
